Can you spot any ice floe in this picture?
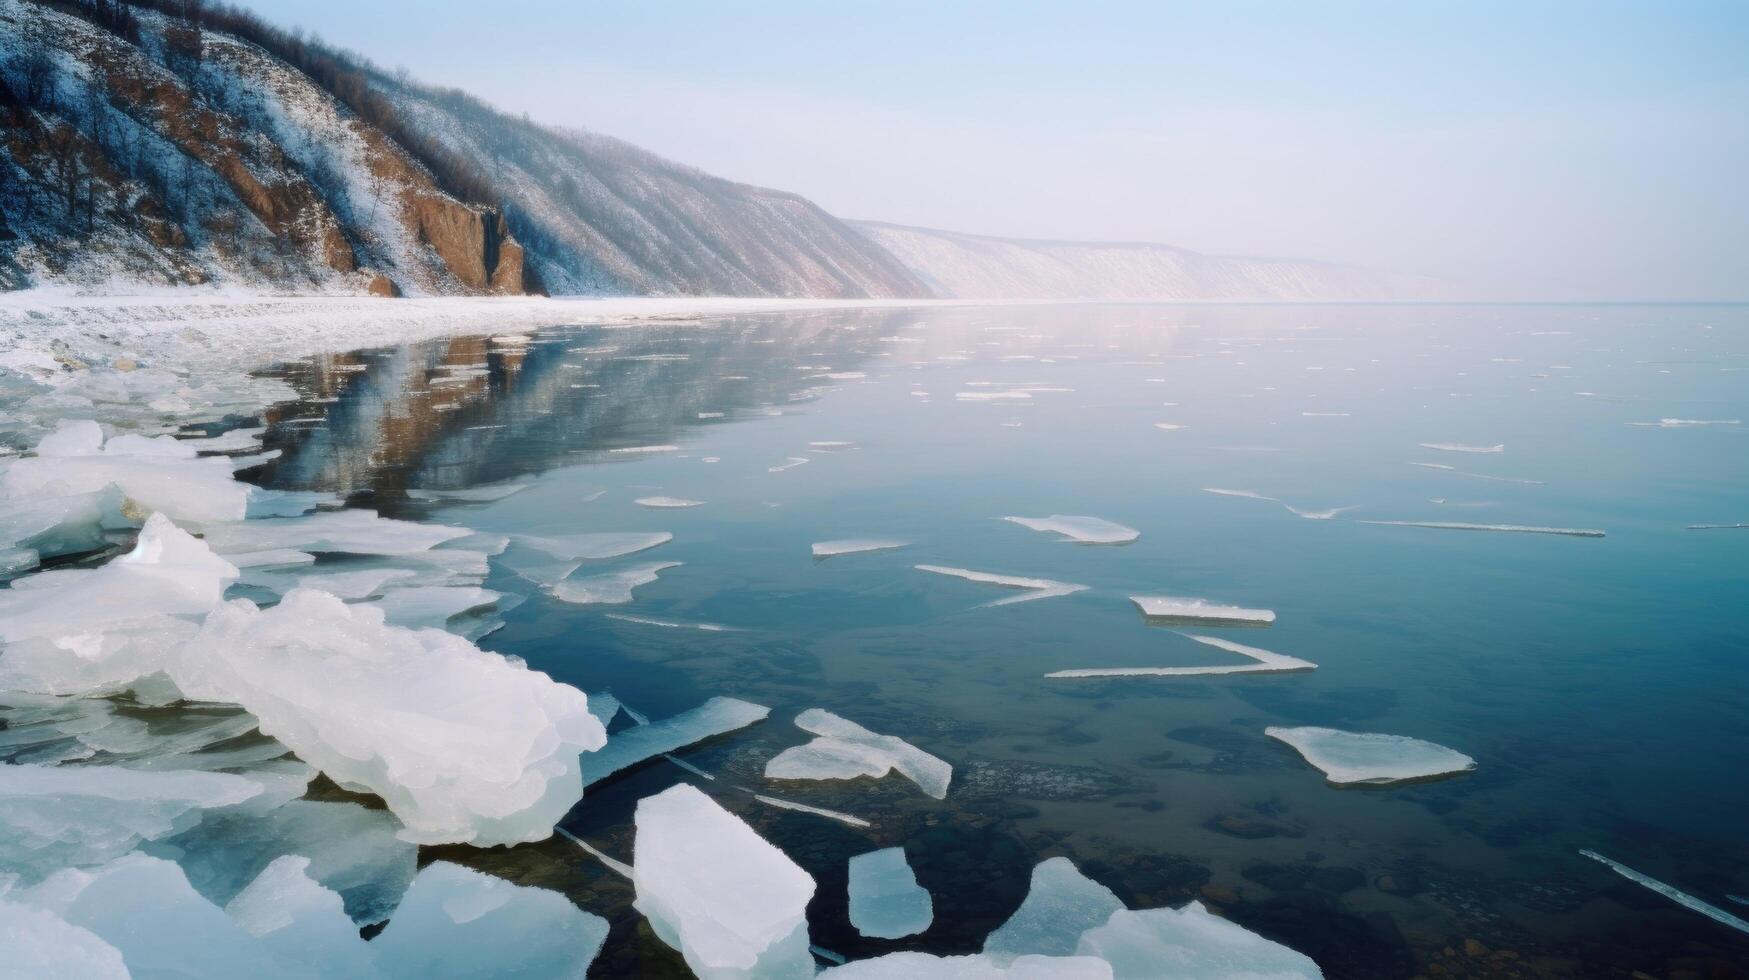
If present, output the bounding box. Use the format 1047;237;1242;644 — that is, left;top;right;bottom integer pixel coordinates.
372;861;610;978
813;539;910;559
0;763;268;880
1048;634;1314;679
0;514;237;697
636;496;705;508
1418;442;1504;453
221;855;377;977
1003;515;1139;545
0;894;129;979
552;561;682;605
582;697;771;786
914;565;1089;606
2;420;248;528
1202;488;1277;501
1687;523;1749;530
200;510;472;557
1266;726;1476;785
605;613;739;632
1358;520;1603;537
1077;903;1322;978
1283;504;1357;520
173;589;605;845
1130;596;1275;626
820;951;1113;978
765;708;952;799
1577;850;1749;935
984;857;1123;963
848;847;933;939
1626;418;1741;428
769;456;811;473
633;783;817;979
404;483;528;503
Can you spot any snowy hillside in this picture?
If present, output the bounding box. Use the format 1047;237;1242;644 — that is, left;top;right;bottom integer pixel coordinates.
855;221;1447;301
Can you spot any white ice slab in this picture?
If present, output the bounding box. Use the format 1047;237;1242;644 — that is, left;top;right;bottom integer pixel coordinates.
1579;850;1749;936
813;539;909;559
765;708;952;799
1130;596;1275;625
915;565;1089;607
848;847;933;939
1419;442;1503;453
552;561;682;605
1266;726;1476;785
1076;902;1323;979
172;589;605;845
1048;634;1315;678
633;784;817;980
201;510;472;556
514;530;673;561
372;862;609;978
821;951;1114;978
1357;520;1603;537
636;496;705;509
984;857;1123;964
405;483;528;503
1003;516;1139;545
223;856;376;977
0;896;129;979
582;696;771;786
1202;488;1276;501
2;420;248;526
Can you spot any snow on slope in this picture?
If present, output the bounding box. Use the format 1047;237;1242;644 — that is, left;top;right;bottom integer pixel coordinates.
855;221;1447;301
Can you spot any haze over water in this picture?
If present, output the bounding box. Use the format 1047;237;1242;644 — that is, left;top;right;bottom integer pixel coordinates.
255;303;1749;976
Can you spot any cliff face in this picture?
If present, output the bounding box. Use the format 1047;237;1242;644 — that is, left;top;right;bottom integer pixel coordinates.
0;0;920;298
854;222;1448;301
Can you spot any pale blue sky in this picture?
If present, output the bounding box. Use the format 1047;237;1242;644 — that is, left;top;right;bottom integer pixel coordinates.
237;1;1749;299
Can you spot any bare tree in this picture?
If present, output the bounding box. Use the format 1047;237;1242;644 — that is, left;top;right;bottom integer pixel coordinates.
18;48;55;110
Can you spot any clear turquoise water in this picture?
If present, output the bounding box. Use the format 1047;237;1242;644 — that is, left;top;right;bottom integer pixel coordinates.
256;304;1749;977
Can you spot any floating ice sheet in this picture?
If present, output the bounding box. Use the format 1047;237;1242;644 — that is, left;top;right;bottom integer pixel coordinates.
173;589;605;845
1579;850;1749;936
984;857;1123;964
201;510;472;557
848;848;933;939
372;861;609;978
1626;418;1741;428
1283;504;1356;520
404;483;528;503
633;784;817;980
820;951;1114;978
1130;596;1275;626
915;565;1089;606
552;561;682;605
1201;488;1276;501
1419;442;1504;453
582;696;771;786
1266;726;1475;785
765;708;952;799
636;496;705;508
1358;520;1603;537
1076;902;1323;979
1048;634;1314;678
1003;515;1139;545
813;539;909;559
2;420;249;527
514;531;673;561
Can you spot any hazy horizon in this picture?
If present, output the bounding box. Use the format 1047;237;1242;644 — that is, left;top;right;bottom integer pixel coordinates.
231;0;1749;301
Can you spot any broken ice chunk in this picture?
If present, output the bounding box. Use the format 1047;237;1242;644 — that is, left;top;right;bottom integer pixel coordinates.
245;489;340;519
1282;504;1356;520
636;496;705;509
173;589;606;846
168;799;417;926
363;585;508;632
632;784;817;980
813;539;909;559
552;562;683;605
1357;520;1603;537
1202;488;1277;501
1076;902;1323;979
820;951;1114;978
1266;726;1475;785
372;862;610;979
984;857;1123;964
582;697;771;786
223;856;376;977
0;896;129;979
404;483;528;503
1418;442;1503;453
514;530;673;561
2;420;248;526
1578;849;1749;936
848;847;933;939
1047;634;1314;679
769;456;811;473
201;510;472;557
914;565;1088;606
765;708;951;799
0;764;265;880
240;566;418;601
1130;596;1274;626
1003;516;1139;545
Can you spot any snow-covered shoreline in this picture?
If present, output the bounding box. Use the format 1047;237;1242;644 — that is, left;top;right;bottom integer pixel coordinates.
0;288;950;377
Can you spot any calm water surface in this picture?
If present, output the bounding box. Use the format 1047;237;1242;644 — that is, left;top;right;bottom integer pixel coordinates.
253;304;1749;978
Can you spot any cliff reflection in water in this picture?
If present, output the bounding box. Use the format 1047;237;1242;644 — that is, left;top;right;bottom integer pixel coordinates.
249;310;910;502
